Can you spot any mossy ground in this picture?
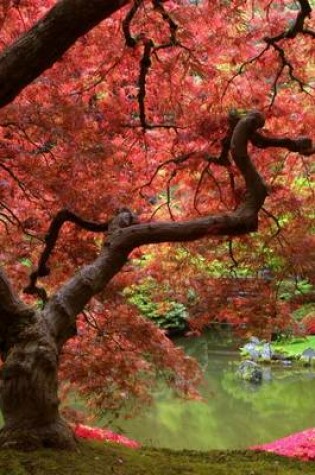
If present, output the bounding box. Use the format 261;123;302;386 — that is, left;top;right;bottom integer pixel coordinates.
0;441;315;475
274;336;315;357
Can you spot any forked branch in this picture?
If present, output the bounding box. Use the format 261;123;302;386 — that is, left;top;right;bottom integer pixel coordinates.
24;210;111;300
0;268;33;321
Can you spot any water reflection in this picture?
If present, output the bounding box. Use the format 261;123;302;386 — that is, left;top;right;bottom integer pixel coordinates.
111;334;315;450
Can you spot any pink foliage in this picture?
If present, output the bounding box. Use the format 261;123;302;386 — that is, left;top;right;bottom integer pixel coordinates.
72;422;315;460
302;314;315;336
251;428;315;461
73;423;140;449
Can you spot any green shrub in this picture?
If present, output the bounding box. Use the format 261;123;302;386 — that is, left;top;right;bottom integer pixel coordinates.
123;280;188;331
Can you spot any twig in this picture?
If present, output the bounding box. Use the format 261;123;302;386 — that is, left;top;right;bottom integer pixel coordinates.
24;210;111;300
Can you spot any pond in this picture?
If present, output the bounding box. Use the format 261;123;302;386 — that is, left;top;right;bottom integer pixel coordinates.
108;333;315;450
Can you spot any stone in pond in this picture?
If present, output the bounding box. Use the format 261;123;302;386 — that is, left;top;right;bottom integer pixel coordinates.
260;343;273;362
282;360;292;367
249;336;260;345
301;348;315;360
242;343;260;360
262;366;272;382
237;360;263;384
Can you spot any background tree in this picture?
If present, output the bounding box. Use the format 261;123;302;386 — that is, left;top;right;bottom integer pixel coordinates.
0;0;313;449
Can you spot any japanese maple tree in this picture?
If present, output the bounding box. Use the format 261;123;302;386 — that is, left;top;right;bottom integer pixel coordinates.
0;0;313;449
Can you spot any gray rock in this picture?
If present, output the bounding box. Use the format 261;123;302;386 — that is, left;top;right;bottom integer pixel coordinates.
262;366;272;381
302;348;315;359
242;343;260;360
237;360;263;384
249;337;260;345
282;360;292;367
260;343;273;361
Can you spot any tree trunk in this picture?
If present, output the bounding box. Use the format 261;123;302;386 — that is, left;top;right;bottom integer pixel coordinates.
0;312;76;450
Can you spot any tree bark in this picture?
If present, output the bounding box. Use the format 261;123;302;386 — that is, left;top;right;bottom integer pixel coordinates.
0;312;76;449
0;0;130;108
0;271;75;449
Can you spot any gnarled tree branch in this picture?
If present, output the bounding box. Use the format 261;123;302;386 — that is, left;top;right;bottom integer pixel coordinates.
0;268;33;321
251;133;313;155
122;0;143;47
43;110;313;346
0;0;130;108
42;110;313;346
24;210;111;300
264;0;312;42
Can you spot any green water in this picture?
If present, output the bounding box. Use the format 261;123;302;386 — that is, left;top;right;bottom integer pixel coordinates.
110;334;315;450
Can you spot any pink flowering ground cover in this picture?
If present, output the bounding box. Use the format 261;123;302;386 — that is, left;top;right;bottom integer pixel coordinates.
72;423;140;449
251;428;315;461
73;423;315;461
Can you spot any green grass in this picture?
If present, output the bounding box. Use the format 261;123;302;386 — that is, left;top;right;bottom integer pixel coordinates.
273;336;315;357
0;441;315;475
